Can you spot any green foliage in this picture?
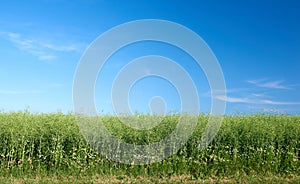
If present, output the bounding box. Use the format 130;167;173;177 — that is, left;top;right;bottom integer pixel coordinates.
0;112;299;178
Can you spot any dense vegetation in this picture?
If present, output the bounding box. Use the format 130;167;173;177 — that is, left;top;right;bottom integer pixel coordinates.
0;112;299;183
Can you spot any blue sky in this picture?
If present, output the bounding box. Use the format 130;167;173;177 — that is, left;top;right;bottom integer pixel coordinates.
0;0;299;115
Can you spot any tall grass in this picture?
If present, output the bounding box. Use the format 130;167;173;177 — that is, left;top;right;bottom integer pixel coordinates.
0;112;299;178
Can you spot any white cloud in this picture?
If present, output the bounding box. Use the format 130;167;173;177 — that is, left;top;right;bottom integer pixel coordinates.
38;54;56;61
204;78;299;113
41;43;78;52
251;93;263;97
216;95;300;106
259;99;300;105
216;95;251;103
1;31;82;61
247;78;291;89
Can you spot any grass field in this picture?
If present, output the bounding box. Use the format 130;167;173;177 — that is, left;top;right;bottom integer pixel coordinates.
0;112;299;183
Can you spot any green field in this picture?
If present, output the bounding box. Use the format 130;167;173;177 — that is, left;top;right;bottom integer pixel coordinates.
0;112;299;183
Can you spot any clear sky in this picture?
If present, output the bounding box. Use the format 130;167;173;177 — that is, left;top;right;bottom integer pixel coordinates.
0;0;299;115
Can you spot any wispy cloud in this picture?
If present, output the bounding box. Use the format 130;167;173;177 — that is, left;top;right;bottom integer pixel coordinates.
216;95;250;103
41;43;78;52
0;89;44;95
0;31;82;61
204;78;299;111
251;93;267;97
216;95;300;105
259;99;300;105
247;78;292;89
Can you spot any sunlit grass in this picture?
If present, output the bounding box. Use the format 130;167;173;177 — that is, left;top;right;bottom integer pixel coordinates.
0;111;299;181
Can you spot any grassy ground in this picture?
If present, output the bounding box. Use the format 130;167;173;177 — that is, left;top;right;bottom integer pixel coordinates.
1;174;300;184
0;112;299;183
